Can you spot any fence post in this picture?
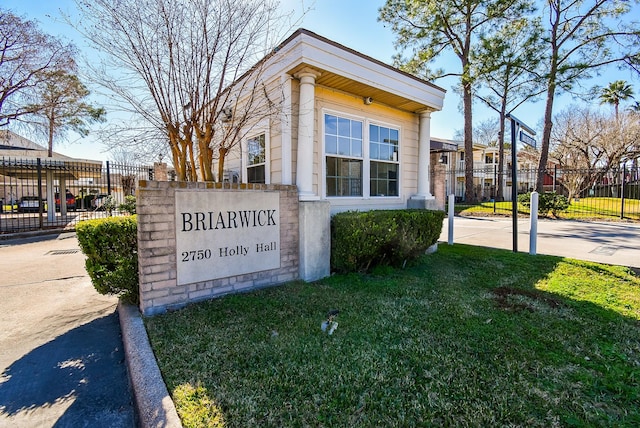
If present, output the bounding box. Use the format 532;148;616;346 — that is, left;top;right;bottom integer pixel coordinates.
106;161;112;195
621;165;626;220
529;191;538;255
493;164;497;213
37;158;44;230
448;194;455;245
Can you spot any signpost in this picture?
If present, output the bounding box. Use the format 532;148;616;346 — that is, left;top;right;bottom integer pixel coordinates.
506;113;536;253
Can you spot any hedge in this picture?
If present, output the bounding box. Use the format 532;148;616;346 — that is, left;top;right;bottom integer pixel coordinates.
331;209;445;273
76;215;139;304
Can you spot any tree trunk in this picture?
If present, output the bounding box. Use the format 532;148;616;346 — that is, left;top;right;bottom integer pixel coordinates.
497;107;506;201
463;79;475;203
217;146;228;183
537;78;556;192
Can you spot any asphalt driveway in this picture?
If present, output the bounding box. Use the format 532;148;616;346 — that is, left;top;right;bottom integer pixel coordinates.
440;216;640;269
0;232;135;427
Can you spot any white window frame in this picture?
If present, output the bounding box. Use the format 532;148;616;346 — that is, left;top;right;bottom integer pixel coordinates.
321;109;401;200
242;125;270;184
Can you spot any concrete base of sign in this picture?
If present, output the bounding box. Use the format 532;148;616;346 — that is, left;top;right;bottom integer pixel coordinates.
299;200;330;281
408;196;443;211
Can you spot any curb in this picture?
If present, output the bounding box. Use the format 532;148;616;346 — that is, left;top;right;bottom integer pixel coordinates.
118;301;183;428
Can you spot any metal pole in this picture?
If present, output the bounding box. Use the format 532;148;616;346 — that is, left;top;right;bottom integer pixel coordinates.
510;118;518;252
37;158;43;230
448;194;455;245
621;165;626;220
529;191;538;255
493;164;497;213
106;160;112;195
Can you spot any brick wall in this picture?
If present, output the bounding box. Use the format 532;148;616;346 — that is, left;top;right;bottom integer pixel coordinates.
137;181;300;315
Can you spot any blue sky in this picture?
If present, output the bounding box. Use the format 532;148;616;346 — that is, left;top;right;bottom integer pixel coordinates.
4;0;638;161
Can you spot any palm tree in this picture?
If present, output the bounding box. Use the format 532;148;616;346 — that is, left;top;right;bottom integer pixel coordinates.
628;101;640;113
599;80;634;120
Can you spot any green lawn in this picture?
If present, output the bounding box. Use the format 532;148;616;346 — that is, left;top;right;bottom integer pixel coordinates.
145;245;640;427
457;197;640;220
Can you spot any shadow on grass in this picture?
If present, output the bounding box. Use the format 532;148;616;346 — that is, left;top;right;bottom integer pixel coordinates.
145;244;640;427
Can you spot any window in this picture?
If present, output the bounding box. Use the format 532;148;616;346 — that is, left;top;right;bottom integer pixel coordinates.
369;124;399;197
324;113;400;198
325;114;363;196
247;134;266;183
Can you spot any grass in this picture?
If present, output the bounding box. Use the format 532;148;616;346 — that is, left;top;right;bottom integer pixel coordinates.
145;245;640;427
457;197;640;221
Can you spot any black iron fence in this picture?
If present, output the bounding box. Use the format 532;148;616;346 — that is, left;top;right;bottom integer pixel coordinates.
437;165;640;221
1;157;153;234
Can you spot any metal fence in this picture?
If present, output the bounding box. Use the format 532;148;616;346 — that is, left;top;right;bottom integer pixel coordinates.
1;157;153;234
438;165;640;221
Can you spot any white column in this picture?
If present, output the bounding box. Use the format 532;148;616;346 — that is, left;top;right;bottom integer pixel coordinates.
294;68;321;200
413;111;434;199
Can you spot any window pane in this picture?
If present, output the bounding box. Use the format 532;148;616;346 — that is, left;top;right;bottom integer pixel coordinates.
326;177;337;196
370;161;398;197
325;135;337;154
248;134;265;166
379;144;390;161
338;137;351;156
352;139;362;157
370;142;379;160
325;115;337;135
247;165;265;183
338;117;351;136
390;129;399;144
326;156;362;197
326;156;337;176
380;127;390;144
352;121;362;139
370;124;379;143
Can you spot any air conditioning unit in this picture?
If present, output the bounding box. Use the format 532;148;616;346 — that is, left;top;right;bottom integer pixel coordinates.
223;170;240;183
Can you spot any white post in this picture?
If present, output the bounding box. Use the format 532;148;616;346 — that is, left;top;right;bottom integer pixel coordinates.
448;194;455;245
529;191;538;255
415;111;433;199
294;68;321;200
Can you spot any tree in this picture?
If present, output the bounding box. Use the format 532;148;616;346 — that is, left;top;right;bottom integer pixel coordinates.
599;80;634;120
0;9;75;127
379;0;533;203
74;0;294;182
30;69;105;157
453;117;500;147
473;16;545;201
535;0;640;192
550;105;640;200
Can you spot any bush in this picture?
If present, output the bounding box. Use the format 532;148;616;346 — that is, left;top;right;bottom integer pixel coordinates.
119;195;136;215
518;191;570;217
331;209;445;273
102;195;117;216
76;216;139;304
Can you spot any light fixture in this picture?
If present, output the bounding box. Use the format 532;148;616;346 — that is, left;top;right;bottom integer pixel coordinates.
363;96;373;105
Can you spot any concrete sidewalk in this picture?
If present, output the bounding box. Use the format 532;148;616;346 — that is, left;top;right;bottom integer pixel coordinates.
440;216;640;269
0;233;137;427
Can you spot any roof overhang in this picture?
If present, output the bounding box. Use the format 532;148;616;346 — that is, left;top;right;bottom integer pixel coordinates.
0;156;103;180
266;29;446;114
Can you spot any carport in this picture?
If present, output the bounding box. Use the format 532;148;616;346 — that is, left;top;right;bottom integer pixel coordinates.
0;156;103;224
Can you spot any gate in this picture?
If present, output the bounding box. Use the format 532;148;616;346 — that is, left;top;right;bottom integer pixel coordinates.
1;157;153;234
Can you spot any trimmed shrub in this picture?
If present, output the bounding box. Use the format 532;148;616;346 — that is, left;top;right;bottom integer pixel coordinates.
331;209;445;273
119;195;136;215
76;215;139;304
518;191;570;217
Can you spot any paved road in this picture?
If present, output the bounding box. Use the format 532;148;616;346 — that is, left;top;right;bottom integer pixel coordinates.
0;232;135;427
440;216;640;269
